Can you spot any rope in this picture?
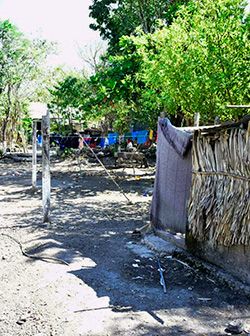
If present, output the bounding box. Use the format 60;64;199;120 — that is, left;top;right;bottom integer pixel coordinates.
82;138;132;204
0;233;69;266
51;135;149;139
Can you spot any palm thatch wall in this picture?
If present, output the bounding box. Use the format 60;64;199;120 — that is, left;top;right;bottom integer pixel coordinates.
188;118;250;247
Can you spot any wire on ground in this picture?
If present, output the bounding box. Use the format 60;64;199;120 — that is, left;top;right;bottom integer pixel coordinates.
0;233;69;266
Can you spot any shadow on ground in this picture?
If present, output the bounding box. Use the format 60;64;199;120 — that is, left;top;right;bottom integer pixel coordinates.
1;160;250;335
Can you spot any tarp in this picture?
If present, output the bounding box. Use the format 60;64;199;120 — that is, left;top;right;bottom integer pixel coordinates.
150;119;192;234
108;133;118;145
131;130;148;144
108;130;148;145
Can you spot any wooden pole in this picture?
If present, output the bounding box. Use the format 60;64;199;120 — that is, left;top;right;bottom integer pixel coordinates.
214;116;221;125
160;111;166;119
32;120;37;190
226;105;250;109
194;113;200;126
42;110;51;223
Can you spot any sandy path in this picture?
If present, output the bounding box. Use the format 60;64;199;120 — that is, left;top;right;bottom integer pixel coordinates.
0;159;249;336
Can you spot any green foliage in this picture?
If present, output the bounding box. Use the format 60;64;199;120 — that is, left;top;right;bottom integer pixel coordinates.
58;147;76;159
135;0;250;123
81;37;142;131
49;0;249;134
0;20;54;148
89;0;188;52
87;0;193;129
50;73;91;133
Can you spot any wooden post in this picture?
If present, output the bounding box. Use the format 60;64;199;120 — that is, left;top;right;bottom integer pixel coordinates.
194;113;200;127
160;111;166;119
247;121;250;143
214;116;221;125
42;110;51;223
32;120;37;190
118;135;121;153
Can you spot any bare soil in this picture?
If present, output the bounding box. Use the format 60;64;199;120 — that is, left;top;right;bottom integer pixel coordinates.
0;158;249;336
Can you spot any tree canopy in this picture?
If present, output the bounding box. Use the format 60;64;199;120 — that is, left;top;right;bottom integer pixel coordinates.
50;0;250;134
89;0;188;52
135;0;250;123
85;0;250;129
0;20;54;150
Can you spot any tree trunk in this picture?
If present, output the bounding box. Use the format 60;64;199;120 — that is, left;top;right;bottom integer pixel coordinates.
1;85;12;153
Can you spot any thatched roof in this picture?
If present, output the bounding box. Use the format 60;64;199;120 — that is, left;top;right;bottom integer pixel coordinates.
188;116;250;246
180;115;250;134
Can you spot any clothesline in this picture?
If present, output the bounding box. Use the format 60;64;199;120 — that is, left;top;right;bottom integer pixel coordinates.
49;135;152;139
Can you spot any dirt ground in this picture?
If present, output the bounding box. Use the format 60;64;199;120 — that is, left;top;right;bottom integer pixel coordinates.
0;157;249;336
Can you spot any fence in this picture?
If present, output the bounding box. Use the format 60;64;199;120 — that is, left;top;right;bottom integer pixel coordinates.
188;119;250;246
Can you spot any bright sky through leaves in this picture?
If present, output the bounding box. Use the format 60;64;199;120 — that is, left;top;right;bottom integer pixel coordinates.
0;0;101;69
0;0;249;69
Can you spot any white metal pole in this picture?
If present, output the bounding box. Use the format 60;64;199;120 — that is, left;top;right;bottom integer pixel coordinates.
194;113;200;127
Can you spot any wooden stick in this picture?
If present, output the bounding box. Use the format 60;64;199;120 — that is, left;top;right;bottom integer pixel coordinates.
32;120;37;190
42;110;51;223
160;111;166;118
226;105;250;109
194;112;200;127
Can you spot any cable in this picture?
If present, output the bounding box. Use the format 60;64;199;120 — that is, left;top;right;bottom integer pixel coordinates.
82;138;132;204
0;233;69;266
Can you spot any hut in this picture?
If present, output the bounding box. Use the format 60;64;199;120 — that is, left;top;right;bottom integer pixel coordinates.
187;116;250;284
151;116;250;284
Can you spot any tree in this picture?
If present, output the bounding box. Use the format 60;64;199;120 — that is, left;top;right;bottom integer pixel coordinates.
89;0;188;52
132;0;250;124
87;0;191;131
0;20;54;150
78;42;106;74
85;0;249;132
50;73;91;133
